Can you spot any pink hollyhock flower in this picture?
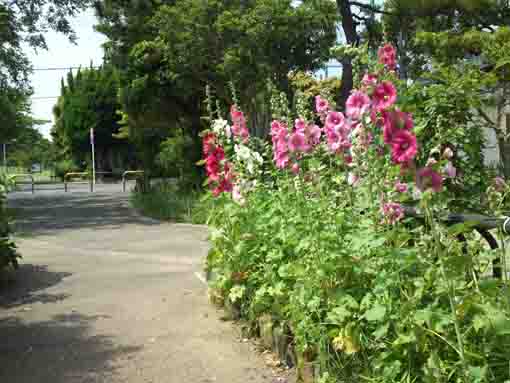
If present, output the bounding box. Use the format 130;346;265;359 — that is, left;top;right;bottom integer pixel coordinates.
382;109;413;144
381;202;404;224
308;124;322;145
275;151;290;169
291;163;300;174
373;81;397;111
295;118;306;133
232;185;245;205
391;130;418;164
494;176;506;192
444;162;456;178
326;111;345;130
395;181;408;193
347;173;360;186
288;133;306;152
346;91;371;120
378;43;397;71
362;73;378;88
315;95;330;114
416;167;443;192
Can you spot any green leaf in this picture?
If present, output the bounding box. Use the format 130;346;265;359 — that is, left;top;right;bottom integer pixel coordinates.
327;306;352;324
364;303;386;322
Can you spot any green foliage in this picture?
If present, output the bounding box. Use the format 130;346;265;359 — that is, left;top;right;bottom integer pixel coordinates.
207;174;510;382
131;181;205;223
52;65;135;171
0;175;19;272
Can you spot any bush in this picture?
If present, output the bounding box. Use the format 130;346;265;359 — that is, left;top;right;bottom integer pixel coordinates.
0;175;19;272
131;181;205;223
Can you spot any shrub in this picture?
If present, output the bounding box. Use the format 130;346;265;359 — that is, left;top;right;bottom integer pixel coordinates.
131;180;205;223
0;175;19;272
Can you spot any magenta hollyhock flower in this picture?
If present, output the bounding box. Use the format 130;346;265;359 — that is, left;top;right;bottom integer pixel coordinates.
378;43;397;71
362;73;378;87
315;95;330;114
271;120;282;135
391;130;418;164
326;111;345;130
395;181;408;193
444;162;457;178
382;109;413;144
373;81;397;111
381;202;404;224
416;167;443;192
346;91;371;120
288;132;306;152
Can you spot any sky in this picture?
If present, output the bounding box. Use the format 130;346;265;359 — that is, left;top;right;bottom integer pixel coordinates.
26;8;106;139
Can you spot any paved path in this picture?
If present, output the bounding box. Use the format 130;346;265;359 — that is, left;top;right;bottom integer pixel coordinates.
0;186;286;382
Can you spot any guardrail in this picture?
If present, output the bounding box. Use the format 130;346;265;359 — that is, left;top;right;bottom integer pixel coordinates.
8;174;35;194
122;171;144;192
64;172;91;192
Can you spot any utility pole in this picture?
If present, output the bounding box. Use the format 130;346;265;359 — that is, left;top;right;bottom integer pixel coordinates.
90;128;96;192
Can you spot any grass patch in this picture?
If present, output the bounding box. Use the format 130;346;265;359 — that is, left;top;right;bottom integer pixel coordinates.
131;181;210;224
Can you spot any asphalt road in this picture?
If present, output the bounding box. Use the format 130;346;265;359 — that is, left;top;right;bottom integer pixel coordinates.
0;186;289;382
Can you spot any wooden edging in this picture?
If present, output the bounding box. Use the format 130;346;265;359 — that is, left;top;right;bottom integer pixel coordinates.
206;269;319;383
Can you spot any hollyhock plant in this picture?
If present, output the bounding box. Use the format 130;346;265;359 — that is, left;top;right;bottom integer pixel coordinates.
444;162;457;178
381;202;404;224
326;111;345;130
315;95;330;114
346;91;371;120
362;73;378;88
378;43;397;71
372;81;397;111
417;167;443;192
382;109;413;144
391;130;418;165
288;132;307;153
395;181;408;193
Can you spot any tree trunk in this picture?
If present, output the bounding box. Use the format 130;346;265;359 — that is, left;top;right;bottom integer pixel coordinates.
336;0;359;108
498;138;510;178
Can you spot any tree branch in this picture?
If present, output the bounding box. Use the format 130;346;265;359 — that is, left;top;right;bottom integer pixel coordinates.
349;1;394;16
477;107;496;128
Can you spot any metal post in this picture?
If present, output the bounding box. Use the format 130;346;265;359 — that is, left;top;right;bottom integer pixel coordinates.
90;128;95;192
64;181;68;192
2;143;5;170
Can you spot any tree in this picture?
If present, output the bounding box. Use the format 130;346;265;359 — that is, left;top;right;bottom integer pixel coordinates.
94;0;338;179
52;65;135;173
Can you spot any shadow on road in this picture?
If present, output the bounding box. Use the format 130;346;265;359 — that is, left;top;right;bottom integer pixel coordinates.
0;313;142;383
0;264;72;308
8;190;160;237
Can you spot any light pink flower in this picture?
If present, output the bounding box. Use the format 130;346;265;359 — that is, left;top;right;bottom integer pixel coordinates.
347;173;360;187
391;130;418;164
494;176;506;192
288;133;306;152
295;118;306;133
291;163;300;174
315;95;330;114
381;202;404;225
395;181;408;193
378;43;397;71
346;91;371;120
326;111;345;129
417;167;443;192
275;151;290;169
307;124;322;145
443;147;454;159
373;81;397;111
232;185;246;205
445;162;457;178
